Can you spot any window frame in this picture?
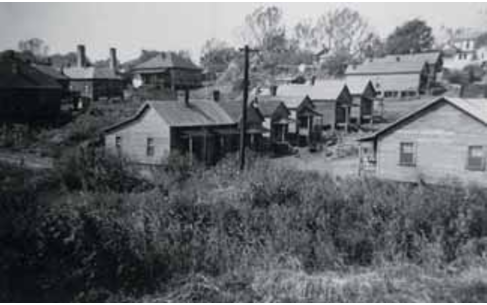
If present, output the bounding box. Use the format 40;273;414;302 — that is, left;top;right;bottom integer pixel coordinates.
115;136;122;154
399;142;416;167
466;145;485;171
146;137;155;157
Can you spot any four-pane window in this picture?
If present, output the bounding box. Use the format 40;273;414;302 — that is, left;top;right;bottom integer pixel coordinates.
467;146;485;171
399;142;416;166
146;137;155;156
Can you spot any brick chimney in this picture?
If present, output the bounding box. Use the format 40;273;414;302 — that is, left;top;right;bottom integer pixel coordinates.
109;47;118;71
77;44;86;67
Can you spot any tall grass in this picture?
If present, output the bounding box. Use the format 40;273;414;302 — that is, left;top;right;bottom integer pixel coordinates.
2;151;487;301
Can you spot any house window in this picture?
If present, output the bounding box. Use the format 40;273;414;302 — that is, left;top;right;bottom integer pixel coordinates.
399;142;416;166
146;137;155;156
115;136;122;153
299;117;309;129
467;146;485;171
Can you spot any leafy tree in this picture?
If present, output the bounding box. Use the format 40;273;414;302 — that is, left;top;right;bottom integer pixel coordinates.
386;19;434;54
200;39;237;74
18;38;49;60
240;5;286;52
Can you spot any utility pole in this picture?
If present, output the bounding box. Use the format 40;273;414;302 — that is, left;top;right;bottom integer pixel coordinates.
239;45;258;171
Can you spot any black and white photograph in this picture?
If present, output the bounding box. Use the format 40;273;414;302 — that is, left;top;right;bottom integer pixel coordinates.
2;1;487;302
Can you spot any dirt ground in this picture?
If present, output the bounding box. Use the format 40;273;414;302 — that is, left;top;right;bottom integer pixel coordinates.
272;147;359;178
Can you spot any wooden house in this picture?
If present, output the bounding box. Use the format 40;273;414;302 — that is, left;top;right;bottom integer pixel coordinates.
358;96;487;186
344;78;377;125
345;55;430;100
218;100;266;151
130;52;202;91
252;98;292;149
0;51;62;124
104;98;237;165
64;45;123;101
305;80;353;131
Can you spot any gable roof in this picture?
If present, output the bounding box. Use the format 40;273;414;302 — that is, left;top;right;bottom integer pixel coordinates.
32;63;69;81
308;80;349;100
383;52;442;66
359;96;487;142
218;100;264;123
256;99;289;117
63;66;121;80
0;56;62;89
105;99;235;134
345;57;426;76
133;52;201;72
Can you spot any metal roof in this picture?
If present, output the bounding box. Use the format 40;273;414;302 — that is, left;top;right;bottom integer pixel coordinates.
149;99;234;127
359;96;487;142
345;57;426;76
346;74;419;92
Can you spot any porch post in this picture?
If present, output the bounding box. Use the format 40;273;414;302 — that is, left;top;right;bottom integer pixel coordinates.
345;106;350;133
307;116;311;145
203;129;208;164
188;135;193;165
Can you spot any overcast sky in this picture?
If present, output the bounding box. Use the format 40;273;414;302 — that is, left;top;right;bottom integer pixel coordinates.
1;2;487;63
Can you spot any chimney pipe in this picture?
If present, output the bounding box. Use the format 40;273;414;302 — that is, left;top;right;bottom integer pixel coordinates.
212;90;220;102
109;47;118;71
270;85;278;96
310;76;316;86
184;89;190;106
77;44;86;67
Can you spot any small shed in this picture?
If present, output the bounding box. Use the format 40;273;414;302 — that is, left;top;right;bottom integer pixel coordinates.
252;98;291;146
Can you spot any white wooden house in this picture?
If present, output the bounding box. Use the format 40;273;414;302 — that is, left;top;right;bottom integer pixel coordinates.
359;96;487;186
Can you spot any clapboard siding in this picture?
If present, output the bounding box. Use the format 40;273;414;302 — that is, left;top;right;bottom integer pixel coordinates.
377;102;487;185
105;107;170;164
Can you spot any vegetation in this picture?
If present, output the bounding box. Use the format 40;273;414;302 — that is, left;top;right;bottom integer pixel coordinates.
2;149;487;302
386;19;434;55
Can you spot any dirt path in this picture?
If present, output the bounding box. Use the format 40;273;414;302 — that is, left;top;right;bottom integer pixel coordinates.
0;151;54;170
272;149;359;177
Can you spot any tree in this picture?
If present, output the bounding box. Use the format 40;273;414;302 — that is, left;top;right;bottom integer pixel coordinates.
386;19;434;54
240;5;286;52
313;7;376;59
18;38;49;60
293;19;317;51
200;39;237;74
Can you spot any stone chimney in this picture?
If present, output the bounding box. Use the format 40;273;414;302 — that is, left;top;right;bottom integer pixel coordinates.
212;90;220;102
109;47;118;71
77;44;87;67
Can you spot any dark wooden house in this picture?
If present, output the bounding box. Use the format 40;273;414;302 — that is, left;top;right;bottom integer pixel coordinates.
130;52;202;91
252;98;292;150
63;45;123;101
0;51;62;124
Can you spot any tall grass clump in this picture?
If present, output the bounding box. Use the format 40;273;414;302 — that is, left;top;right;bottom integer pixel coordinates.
3;153;487;301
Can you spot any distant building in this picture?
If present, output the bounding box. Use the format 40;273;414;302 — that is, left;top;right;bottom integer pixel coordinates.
0;51;63;124
443;30;487;70
345;52;442;99
64;45;123;101
105;98;239;165
359;96;487;186
130;52;202;91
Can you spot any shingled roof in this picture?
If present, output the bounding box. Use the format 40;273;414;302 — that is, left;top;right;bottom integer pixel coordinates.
133;52;201;72
32;63;69;81
345;58;426;75
0;55;62;89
